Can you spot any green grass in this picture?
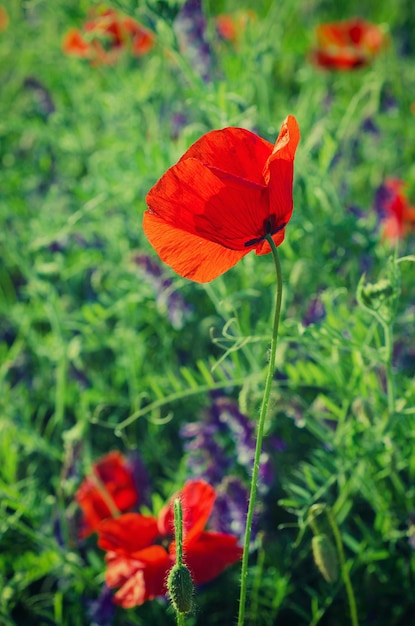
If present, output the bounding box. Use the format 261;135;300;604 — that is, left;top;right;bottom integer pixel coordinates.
1;0;415;624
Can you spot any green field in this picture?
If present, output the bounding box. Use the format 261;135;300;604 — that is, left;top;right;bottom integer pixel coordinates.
1;1;415;624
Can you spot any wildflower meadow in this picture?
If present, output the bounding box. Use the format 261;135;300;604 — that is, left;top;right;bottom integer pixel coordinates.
1;1;415;625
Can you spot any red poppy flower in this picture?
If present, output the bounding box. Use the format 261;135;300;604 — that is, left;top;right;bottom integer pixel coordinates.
62;7;154;65
62;29;90;58
122;16;155;56
311;18;385;70
143;115;300;282
97;480;242;608
0;5;9;32
76;451;139;537
215;10;256;46
375;179;415;241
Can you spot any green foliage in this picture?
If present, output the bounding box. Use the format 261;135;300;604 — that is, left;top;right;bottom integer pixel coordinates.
1;0;415;624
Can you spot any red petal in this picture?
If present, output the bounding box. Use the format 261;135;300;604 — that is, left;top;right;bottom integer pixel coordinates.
62;29;90;56
316;22;351;47
112;569;147;608
105;552;139;588
143;204;247;283
311;50;366;69
313;19;384;70
75;451;139;537
184;531;242;584
263;115;300;231
146;158;269;250
106;547;172;607
0;6;9;32
158;480;215;545
265;115;300;166
177;127;273;185
123;18;155;55
98;513;158;553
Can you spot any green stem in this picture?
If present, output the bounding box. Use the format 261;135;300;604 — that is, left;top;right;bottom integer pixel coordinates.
173;498;185;626
383;321;395;418
237;236;283;626
174;498;183;566
325;508;359;626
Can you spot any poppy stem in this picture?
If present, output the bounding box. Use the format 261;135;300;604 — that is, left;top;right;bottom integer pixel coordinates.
174;498;184;566
237;235;283;626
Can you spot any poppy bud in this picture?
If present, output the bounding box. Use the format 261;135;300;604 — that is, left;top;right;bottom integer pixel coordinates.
167;563;195;614
312;533;339;584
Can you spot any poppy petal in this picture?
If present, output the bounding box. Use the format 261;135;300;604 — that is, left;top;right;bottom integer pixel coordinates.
184;531;242;584
158;480;215;545
143;209;247;282
105;552;139;588
146;158;269;250
263;115;300;229
112;568;147;608
312;19;385;70
266;115;301;165
106;547;172;607
177;127;273;185
311;50;366;69
98;513;159;553
75;451;139;537
62;29;90;56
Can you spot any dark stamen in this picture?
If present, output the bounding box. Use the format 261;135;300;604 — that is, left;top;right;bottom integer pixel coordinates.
244;221;286;247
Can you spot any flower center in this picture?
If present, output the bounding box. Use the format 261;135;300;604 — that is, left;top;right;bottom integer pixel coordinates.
244;216;286;247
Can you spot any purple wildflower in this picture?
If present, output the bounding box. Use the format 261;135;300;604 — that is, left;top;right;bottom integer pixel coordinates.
212;397;274;492
408;512;415;550
373;184;390;221
170;112;188;140
393;318;415;375
380;88;398;112
302;295;326;326
23;76;55;117
129;451;152;509
133;252;193;330
180;396;278;542
373;180;400;223
173;0;213;81
361;117;379;136
87;584;115;626
208;476;248;537
180;420;231;484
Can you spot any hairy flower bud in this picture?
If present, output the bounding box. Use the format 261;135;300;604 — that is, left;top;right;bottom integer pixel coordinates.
167;563;195;614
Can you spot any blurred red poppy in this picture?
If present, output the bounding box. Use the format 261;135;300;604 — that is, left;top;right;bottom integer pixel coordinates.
0;5;9;32
143;115;300;282
215;10;256;46
76;451;139;537
62;7;154;65
375;179;415;241
311;18;386;70
97;480;242;607
63;29;90;58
